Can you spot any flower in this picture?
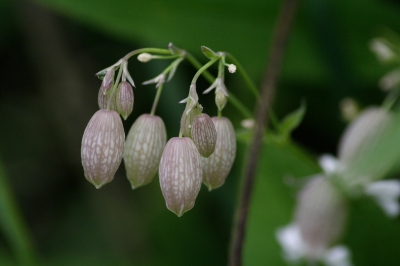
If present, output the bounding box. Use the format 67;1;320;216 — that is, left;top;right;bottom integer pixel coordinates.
202;117;236;190
81;110;125;188
159;137;202;216
276;176;351;266
276;224;352;266
116;81;134;120
123;114;167;189
191;113;217;158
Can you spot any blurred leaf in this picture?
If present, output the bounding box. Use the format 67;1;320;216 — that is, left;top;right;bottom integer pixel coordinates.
277;101;306;140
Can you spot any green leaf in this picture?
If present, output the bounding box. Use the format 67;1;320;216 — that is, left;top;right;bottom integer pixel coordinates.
201;46;219;60
277;101;306;139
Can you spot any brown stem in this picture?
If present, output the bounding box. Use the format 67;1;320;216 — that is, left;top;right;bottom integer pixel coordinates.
228;0;301;265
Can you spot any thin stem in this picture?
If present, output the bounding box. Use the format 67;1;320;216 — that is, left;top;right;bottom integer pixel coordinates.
225;53;261;100
0;159;36;266
123;48;171;61
106;62;123;110
150;83;164;116
228;0;301;265
191;58;219;85
185;53;253;118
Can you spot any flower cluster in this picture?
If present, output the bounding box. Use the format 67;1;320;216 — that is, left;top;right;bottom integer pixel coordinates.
81;45;237;216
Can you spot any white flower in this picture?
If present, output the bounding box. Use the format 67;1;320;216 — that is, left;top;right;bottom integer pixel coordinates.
276;223;352;266
365;179;400;217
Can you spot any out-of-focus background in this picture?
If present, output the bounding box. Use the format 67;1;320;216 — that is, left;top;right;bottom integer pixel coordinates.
1;0;400;265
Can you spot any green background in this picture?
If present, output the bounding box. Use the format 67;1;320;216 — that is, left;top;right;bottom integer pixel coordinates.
1;0;400;265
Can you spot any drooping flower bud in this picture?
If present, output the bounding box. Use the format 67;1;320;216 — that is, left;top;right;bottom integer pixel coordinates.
295;176;348;260
116;81;134;120
202;117;236;190
159;137;202;217
124;114;167;189
98;85;116;110
191;113;217;158
180;105;202;138
81;110;125;188
215;89;227;111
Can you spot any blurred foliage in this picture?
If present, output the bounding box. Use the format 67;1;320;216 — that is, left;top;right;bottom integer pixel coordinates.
1;0;400;265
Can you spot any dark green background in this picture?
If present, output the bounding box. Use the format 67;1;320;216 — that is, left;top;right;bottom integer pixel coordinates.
1;0;400;265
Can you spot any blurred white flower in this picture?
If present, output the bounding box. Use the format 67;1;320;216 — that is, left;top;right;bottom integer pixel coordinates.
276;223;352;266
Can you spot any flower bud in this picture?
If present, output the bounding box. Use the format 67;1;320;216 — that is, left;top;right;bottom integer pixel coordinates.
202;117;236;190
295;176;348;259
124;114;167;189
98;85;116;110
159;137;202;217
116;81;134;120
227;64;237;73
191;113;217;158
180;106;202;138
215;89;227;111
81;110;125;188
137;53;152;63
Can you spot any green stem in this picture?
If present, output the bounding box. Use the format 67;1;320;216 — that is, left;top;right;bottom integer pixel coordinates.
191;58;219;85
225;53;261;100
150;83;164;116
0;159;36;266
123;48;171;61
107;63;123;110
185;53;254;118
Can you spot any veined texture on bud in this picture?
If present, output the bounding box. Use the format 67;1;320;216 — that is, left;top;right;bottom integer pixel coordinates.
202;117;236;191
98;85;116;110
116;81;134;120
124;114;167;189
191;113;217;158
180;106;202;138
295;176;348;259
159;137;202;217
81;110;125;189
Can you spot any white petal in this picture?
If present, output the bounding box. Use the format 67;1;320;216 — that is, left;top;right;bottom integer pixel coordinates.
365;180;400;217
323;245;352;266
275;223;305;262
319;154;340;174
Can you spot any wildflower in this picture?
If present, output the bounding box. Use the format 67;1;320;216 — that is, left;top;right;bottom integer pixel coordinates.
81;110;125;188
276;176;351;265
116;81;134;120
191;113;217;158
202;117;236;190
295;176;348;259
124;114;167;189
159;137;202;217
276;224;352;266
